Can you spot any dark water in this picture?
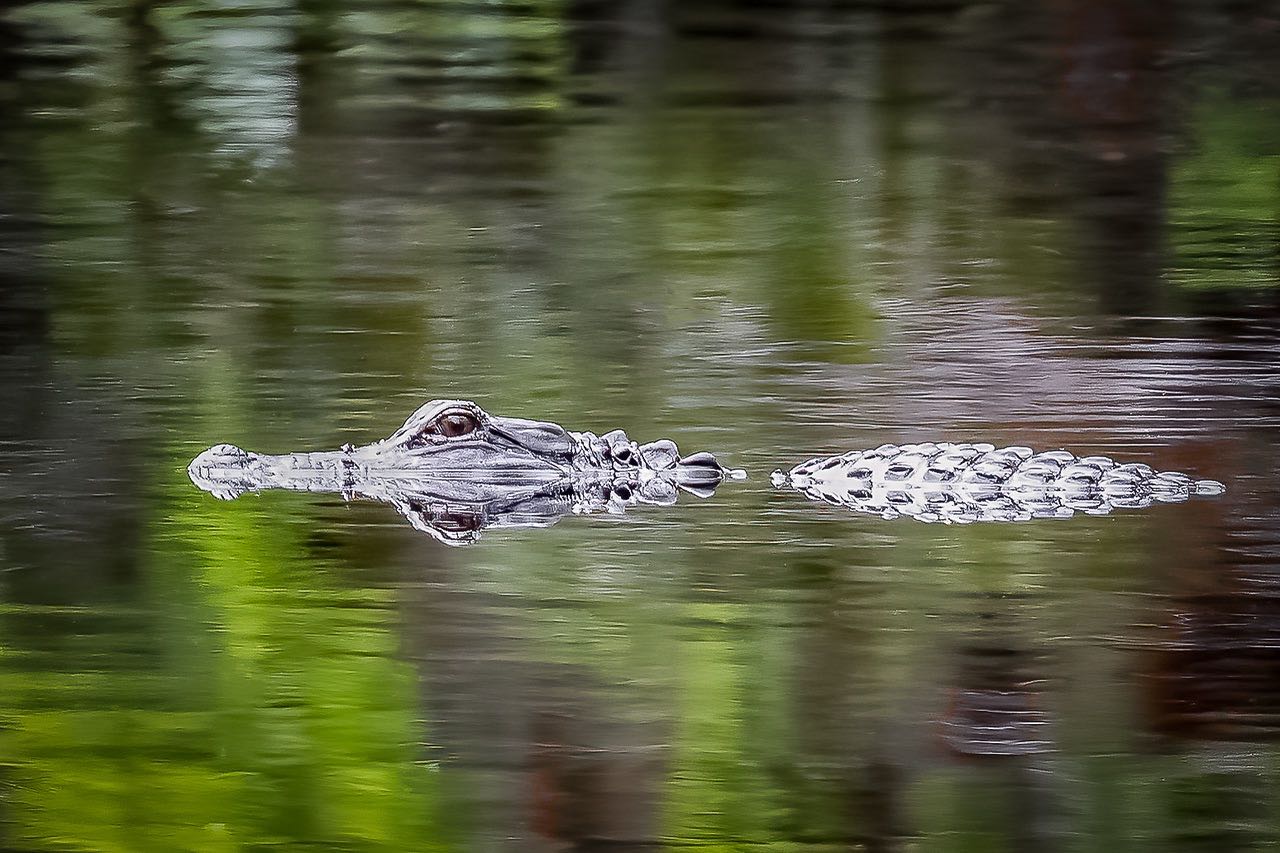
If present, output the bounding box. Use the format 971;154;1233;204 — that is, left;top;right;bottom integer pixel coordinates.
3;1;1280;850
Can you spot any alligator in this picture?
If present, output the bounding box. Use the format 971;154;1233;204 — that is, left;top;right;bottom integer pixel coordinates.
190;401;1228;540
770;443;1226;524
187;399;746;545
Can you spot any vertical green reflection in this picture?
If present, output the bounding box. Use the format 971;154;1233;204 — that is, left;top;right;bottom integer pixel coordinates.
0;456;450;852
660;599;843;850
664;603;771;847
178;475;446;850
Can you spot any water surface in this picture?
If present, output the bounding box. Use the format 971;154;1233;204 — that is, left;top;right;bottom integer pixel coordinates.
2;2;1280;850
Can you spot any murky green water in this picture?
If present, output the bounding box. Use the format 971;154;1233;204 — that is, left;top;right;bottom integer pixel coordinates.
3;2;1280;850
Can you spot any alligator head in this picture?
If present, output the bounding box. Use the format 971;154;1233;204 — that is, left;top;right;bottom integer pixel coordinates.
188;399;745;545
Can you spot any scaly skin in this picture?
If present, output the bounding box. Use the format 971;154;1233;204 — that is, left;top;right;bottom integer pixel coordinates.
771;442;1225;524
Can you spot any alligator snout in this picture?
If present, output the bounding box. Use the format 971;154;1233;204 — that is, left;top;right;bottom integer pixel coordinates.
187;443;258;501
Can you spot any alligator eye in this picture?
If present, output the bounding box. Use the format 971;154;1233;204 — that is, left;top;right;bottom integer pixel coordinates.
435;413;478;438
408;410;480;447
425;411;479;439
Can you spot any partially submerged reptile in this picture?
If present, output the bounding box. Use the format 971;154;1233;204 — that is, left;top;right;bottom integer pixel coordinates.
189;400;1226;541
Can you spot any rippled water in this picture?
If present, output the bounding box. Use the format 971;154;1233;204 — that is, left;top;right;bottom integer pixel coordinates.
3;2;1280;850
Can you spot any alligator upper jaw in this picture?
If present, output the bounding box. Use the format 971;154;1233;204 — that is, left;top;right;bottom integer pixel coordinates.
187;442;576;501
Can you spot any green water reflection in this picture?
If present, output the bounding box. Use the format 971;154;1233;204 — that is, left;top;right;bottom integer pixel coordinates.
2;1;1280;851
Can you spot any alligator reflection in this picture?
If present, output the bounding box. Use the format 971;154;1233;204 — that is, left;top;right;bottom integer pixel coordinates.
192;471;732;547
396;488;716;547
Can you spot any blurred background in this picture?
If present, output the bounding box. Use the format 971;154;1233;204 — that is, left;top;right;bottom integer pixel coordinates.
1;0;1280;850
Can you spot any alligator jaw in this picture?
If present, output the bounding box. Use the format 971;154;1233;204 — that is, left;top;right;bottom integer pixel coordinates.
186;441;574;501
188;444;351;500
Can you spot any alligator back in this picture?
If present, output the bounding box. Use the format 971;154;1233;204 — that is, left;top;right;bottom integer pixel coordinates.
772;443;1225;524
